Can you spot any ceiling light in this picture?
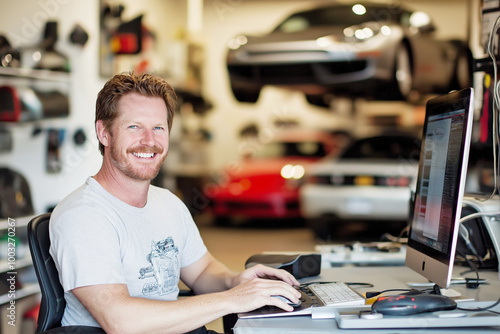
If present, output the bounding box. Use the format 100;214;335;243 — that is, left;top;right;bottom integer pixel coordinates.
352;4;366;15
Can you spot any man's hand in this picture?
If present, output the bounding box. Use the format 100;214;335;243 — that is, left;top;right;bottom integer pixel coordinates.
232;264;300;287
222;275;302;313
220;264;301;313
181;254;302;314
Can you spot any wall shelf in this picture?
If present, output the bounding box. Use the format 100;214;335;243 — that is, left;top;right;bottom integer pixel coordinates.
0;67;71;83
0;283;40;305
0;216;33;230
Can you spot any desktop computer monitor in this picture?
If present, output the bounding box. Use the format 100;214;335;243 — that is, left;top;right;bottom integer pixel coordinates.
405;88;474;290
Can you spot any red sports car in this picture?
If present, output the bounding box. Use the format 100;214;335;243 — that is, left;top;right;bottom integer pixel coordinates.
204;130;344;225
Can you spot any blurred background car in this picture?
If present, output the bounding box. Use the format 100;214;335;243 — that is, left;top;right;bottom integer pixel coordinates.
205;129;346;225
299;133;421;239
226;2;472;106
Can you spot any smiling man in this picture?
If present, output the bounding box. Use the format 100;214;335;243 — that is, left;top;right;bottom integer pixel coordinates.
49;73;300;334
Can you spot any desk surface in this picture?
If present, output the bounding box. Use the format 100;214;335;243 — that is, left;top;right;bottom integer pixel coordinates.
233;266;500;333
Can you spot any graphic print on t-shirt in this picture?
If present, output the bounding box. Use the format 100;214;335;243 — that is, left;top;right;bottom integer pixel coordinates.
138;237;180;296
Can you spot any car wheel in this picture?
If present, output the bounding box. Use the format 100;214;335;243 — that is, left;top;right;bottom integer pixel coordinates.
393;43;413;100
449;41;472;91
230;85;261;103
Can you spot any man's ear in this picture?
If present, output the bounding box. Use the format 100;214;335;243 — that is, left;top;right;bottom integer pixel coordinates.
95;120;109;147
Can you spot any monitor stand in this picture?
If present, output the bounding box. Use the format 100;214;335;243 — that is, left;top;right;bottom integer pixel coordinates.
440;288;462;298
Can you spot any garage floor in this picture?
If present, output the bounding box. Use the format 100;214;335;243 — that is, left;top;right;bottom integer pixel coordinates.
196;215;317;272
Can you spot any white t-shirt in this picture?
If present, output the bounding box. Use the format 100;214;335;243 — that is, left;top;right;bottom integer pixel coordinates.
49;177;208;327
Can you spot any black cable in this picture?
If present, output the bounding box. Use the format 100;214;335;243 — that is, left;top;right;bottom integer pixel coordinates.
365;289;411;298
456;249;481;288
365;286;439;299
458;223;484;267
458;298;500;312
454;251;500;311
346;282;375;288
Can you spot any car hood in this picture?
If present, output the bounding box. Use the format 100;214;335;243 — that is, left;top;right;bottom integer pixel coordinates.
308;159;419;177
239;26;347;49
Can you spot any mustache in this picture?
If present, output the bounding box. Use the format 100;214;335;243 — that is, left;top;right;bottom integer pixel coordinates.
127;146;164;154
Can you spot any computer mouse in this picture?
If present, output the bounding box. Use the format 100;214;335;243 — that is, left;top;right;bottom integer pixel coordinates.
372;294;457;316
272;295;302;307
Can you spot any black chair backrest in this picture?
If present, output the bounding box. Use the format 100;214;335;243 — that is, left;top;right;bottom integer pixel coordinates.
27;213;66;332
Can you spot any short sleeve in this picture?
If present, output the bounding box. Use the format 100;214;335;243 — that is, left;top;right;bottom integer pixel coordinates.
177;202;207;268
50;206;127;291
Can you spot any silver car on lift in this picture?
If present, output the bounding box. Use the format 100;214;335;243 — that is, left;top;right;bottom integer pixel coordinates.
226;2;472;106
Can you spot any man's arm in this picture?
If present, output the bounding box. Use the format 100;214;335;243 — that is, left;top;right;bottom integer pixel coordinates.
73;283;231;334
181;252;300;294
73;252;301;334
180;251;236;294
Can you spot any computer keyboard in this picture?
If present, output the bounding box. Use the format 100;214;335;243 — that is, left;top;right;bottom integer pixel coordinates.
307;282;366;306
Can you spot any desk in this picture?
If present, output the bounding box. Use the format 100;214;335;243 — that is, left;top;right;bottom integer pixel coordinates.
233;266;500;333
316;242;407;267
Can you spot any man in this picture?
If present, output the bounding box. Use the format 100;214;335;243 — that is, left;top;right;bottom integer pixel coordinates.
49;72;301;334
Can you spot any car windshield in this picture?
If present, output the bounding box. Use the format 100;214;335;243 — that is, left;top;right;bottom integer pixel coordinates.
340;136;420;160
255;141;326;159
274;4;405;33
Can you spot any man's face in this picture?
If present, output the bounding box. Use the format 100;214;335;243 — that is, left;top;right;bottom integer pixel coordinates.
106;92;170;181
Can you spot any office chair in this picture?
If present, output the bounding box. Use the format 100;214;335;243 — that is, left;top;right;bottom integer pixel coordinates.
27;213;106;333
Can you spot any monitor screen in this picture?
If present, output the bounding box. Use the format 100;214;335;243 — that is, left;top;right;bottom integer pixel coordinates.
406;88;474;289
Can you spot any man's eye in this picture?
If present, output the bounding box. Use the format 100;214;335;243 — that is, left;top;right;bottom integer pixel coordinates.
154;126;165;131
128;125;138;129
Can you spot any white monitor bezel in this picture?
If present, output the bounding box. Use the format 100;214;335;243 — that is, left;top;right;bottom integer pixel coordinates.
405;88;474;289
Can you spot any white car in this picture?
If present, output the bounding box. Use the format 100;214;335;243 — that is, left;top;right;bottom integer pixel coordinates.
299;134;421;238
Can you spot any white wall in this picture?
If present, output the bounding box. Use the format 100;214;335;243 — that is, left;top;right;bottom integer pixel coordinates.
0;0;104;214
0;0;472;214
0;0;192;214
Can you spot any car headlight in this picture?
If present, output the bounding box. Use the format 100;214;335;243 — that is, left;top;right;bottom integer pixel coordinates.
282;164;306;190
281;164;305;180
228;178;251;195
227;34;248;50
343;22;391;43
